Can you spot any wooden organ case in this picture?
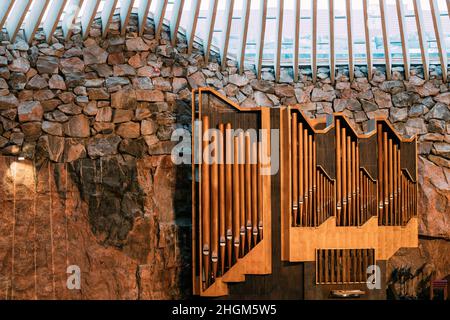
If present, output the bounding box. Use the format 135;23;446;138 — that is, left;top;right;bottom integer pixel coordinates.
192;88;272;297
192;88;418;299
280;107;418;299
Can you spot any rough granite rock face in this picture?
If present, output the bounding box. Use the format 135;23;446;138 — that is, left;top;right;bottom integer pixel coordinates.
0;155;190;299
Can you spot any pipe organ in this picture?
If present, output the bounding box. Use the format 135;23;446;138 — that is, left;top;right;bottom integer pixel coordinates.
192;88;418;299
192;88;272;297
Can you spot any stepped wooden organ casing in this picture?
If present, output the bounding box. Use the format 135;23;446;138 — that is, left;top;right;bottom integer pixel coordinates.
192;88;418;298
192;88;272;297
280;107;418;287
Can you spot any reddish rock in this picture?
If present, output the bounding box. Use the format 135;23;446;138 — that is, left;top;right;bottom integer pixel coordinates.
18;101;43;122
136;90;164;102
83;45;109;65
9;57;30;73
59;57;85;74
88;88;110;100
418;156;450;239
116;122;140;139
64;114;90;138
126;38;150;51
49;75;66;90
0;94;19;110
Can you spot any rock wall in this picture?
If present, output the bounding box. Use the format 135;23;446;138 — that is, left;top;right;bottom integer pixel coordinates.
0;14;448;299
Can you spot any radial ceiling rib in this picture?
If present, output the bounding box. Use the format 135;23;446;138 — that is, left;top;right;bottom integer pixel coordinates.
154;0;168;39
255;0;267;79
5;0;32;43
346;0;354;81
274;0;284;82
363;0;373;80
43;0;67;42
186;0;202;54
447;0;450;16
237;0;252;74
395;0;410;80
170;0;185;46
429;0;448;81
379;0;392;80
62;0;84;41
138;0;152;36
120;0;135;36
311;0;317;83
23;0;50;44
219;0;234;69
101;0;119;37
0;0;14;31
413;0;429;80
329;0;335;83
204;0;219;63
293;0;301;82
81;0;101;39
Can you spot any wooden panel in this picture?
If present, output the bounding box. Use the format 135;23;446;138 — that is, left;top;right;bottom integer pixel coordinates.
289;217;418;261
80;0;101;39
23;0;50;44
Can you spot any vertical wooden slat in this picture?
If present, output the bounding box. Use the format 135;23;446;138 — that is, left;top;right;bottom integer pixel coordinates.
62;0;84;41
429;0;448;81
293;0;301;81
204;0;219;63
396;0;410;79
237;0;252;74
255;0;268;79
23;0;50;44
362;0;373;80
101;0;119;37
119;0;135;36
154;0;168;40
219;0;235;70
186;0;202;54
413;0;429;80
311;0;318;82
346;0;354;81
274;0;284;82
379;0;392;80
329;0;335;83
201;116;211;288
80;0;101;39
138;0;152;36
0;0;14;31
170;0;184;45
5;0;32;43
